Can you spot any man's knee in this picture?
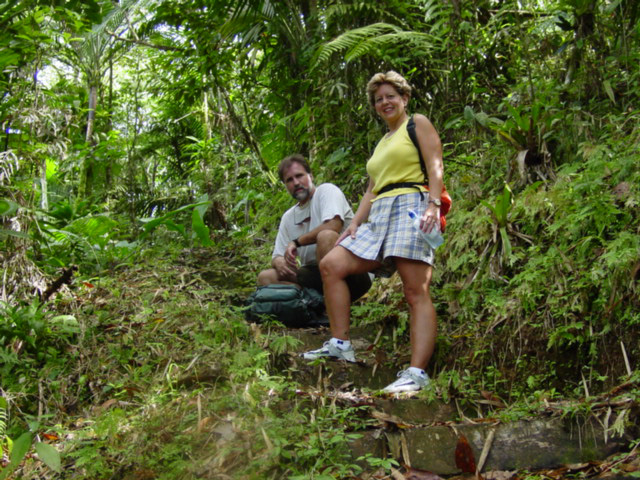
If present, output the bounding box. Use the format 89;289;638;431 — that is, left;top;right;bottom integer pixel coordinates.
316;229;339;261
257;269;278;286
317;229;339;245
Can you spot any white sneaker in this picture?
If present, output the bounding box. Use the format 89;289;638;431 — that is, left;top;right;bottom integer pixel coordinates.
382;369;429;393
301;341;356;363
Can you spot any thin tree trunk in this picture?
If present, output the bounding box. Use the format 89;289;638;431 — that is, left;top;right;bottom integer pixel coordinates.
79;83;98;199
105;57;114;192
40;158;48;211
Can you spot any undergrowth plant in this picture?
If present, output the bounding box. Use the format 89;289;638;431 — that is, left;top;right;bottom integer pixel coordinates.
2;240;402;478
434;102;640;400
31;198;138;274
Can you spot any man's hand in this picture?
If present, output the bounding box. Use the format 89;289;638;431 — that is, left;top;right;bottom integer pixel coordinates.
284;241;299;268
273;254;297;279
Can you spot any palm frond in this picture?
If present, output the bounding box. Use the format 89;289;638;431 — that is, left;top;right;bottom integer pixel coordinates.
90;0;148;38
219;0;262;42
219;0;306;49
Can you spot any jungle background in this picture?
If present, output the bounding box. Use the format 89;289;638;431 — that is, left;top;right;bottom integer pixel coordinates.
1;0;639;478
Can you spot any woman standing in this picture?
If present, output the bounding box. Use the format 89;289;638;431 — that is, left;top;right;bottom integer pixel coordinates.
301;71;445;393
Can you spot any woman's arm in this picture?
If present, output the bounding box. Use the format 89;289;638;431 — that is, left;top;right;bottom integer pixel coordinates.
414;114;444;232
337;178;376;243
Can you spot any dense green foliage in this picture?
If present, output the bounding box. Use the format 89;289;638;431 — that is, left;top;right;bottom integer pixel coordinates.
1;0;639;477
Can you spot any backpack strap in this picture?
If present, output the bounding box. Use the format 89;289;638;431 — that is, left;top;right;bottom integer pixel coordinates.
406;114;452;230
407;115;428;183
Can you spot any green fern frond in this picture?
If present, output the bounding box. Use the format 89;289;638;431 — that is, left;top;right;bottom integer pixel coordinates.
70;215;118;241
313;23;437;66
313;23;400;65
422;0;453;23
51;229;78;245
345;31;437;62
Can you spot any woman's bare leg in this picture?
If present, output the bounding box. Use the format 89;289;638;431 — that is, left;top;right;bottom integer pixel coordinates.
395;258;436;369
319;246;380;340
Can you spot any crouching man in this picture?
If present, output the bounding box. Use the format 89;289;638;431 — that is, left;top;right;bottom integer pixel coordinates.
258;154;371;301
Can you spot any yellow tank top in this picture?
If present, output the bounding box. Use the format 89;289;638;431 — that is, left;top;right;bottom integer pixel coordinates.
366;117;427;201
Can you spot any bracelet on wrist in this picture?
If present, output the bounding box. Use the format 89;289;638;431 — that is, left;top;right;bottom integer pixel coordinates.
293;238;301;248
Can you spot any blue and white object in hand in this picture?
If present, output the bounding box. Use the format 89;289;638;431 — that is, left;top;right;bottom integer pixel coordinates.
408;209;444;249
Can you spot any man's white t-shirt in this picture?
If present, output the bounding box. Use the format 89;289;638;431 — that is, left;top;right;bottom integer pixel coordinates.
272;183;354;266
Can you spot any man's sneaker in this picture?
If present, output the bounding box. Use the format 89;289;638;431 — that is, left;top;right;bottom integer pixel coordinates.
301;341;356;363
382;369;429;393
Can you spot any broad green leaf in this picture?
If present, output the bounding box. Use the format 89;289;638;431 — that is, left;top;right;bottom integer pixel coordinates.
50;315;80;334
0;52;21;69
45;158;58;179
0;199;19;217
506;103;530;132
141;215;171;231
140;201;210;230
474;112;490;127
0;432;32;480
193;194;211;219
496;129;523;149
603;80;615;104
191;208;213;246
495;185;513;225
463;105;475;122
163;220;186;238
50;315;78;324
480;200;497;219
35;442;61;473
0;228;29;239
499;227;512;260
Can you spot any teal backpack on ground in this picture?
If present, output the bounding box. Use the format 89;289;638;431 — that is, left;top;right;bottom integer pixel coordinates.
244;284;326;328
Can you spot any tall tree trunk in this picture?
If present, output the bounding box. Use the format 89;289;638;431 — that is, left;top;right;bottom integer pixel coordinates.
40;158;48;211
79;82;98;199
105;57;114;193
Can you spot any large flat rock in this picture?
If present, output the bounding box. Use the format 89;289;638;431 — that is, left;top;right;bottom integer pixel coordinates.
387;416;630;474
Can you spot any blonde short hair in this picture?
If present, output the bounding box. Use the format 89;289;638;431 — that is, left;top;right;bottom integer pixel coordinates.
366;71;412;107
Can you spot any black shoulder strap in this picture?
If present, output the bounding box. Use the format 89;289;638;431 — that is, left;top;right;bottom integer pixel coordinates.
407;115;428;182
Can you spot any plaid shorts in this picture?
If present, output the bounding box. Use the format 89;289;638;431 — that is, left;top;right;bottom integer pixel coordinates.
339;192;436;277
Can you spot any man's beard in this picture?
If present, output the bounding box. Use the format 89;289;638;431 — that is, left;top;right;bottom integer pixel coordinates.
293;187;310;202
